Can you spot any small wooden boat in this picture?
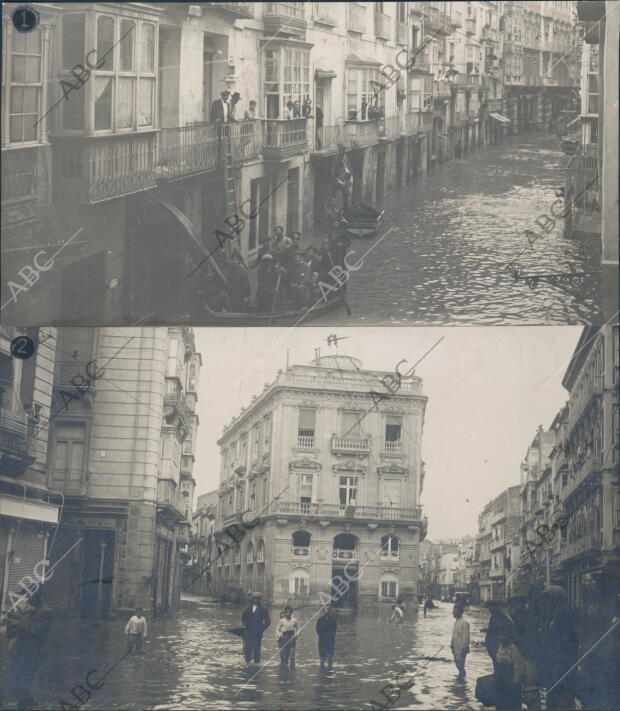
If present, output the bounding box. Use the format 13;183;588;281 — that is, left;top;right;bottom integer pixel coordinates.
195;291;345;326
345;203;384;239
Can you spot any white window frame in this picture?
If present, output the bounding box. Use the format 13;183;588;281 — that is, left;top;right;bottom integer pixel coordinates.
289;567;310;595
379;572;399;599
3;22;49;147
339;475;358;506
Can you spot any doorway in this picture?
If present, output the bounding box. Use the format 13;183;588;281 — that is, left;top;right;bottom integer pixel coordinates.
79;530;115;619
331;567;358;608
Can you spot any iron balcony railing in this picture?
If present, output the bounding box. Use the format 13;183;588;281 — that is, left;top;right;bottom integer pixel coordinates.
560;530;603;562
311;124;345;154
348;2;367;33
434;79;452;98
566;143;599;212
333;548;359;560
0;405;38;460
343;120;380;149
205;1;254;18
50;468;89;496
262;118;308;159
53;133;157;204
156;479;186;518
380;549;400;559
1;147;37;206
292;546;311;557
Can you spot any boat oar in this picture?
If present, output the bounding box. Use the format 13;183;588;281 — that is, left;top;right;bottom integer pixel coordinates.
269;271;283;326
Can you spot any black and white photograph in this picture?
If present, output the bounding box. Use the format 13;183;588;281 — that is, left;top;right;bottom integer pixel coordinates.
1;2;619;711
1;0;617;326
0;324;619;710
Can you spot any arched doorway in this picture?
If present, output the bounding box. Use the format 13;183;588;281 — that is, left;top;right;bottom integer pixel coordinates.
332;533;359;608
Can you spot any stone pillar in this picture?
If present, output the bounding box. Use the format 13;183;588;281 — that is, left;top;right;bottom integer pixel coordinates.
123;502;157;612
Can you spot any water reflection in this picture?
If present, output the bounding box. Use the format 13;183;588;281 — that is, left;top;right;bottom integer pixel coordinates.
316;132;600;325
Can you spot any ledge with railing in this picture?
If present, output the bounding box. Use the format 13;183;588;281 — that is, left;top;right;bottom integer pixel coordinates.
49;468;89;496
0;404;38;464
384;440;403;454
344;120;380;149
264;2;307;35
1;146;38;209
263;118;308;160
205;1;254;18
333;548;359;560
434;79;452;98
296;435;316;449
157;479;186;519
332;436;371;453
53;133;158;204
566;143;599;211
560;530;603;562
380;116;401;141
292;546;311;557
272;500;424;522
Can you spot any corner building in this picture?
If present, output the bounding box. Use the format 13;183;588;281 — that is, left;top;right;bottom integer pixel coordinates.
213;355;428;607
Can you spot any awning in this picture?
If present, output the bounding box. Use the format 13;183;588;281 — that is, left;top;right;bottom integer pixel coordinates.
345;52;381;67
0;493;59;524
315;69;336;80
489;112;511;124
144;195;227;282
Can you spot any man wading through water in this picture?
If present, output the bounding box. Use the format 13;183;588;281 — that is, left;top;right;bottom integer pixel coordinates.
241;592;271;665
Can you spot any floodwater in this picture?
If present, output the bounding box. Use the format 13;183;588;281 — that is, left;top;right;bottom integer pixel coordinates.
315;131;600;325
2;597;494;710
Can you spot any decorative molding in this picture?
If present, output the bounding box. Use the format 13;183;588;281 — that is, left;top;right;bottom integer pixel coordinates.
377;463;409;476
289;457;321;470
332;460;367;474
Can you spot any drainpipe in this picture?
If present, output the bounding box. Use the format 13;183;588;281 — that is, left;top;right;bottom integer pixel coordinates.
1;527;16;614
96;542;107;619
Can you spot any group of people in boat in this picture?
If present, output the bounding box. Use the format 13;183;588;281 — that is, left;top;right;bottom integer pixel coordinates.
196;223;351;316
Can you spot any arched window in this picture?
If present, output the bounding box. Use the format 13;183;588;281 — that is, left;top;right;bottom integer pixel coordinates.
289;567;310;596
292;530;311;556
381;534;400;559
246;541;254;564
379;572;399;600
256;539;265;563
333;533;358;560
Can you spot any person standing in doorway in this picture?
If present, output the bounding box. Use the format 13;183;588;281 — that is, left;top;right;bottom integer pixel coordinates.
451;604;470;680
241;592;271;664
125;607;147;654
316;605;338;670
210;90;230;123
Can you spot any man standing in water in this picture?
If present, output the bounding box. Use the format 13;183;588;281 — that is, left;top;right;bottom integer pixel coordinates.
241;592;271;665
451;604;470;680
316;605;338;670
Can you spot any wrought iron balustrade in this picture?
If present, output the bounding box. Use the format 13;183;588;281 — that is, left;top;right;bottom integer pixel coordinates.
292;546;311;556
205;1;254;18
1;147;37;205
0;405;38;461
333;548;359;560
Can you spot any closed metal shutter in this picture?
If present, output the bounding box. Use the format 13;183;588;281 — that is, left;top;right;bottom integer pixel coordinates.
5;521;45;608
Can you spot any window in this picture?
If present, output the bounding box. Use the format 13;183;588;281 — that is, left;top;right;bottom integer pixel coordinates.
289;568;310;595
52;422;86;490
339;476;358;506
586;73;598;115
385;415;402;444
380;572;398;598
59;15;156;133
256;539;265;562
346;65;384;121
300;473;313;507
239;436;247;468
251;423;261;463
263;47;310;118
292;530;311;554
7;27;43;143
381;534;399;558
263;415;272;452
341;411;361;438
249;481;256;512
246;541;254;564
298;408;316;443
381;478;401;506
167;338;178;376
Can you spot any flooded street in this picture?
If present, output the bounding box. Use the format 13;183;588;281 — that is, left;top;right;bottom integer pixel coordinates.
5;598;493;710
316;132;600;326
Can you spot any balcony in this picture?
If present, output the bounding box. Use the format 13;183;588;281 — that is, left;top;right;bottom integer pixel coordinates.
380;549;400;560
314;9;337;26
408;46;431;73
0;405;38;474
262;119;307;160
292;546;311;557
273;500;424;523
333;548;359;560
450;9;463;28
343;120;380;149
332;436;370;454
374;11;391;39
396;21;408;45
311;124;346;155
434;79;452;98
423;5;450;35
490;536;506;551
157;479;186;519
384;440;403;454
49;468;89;497
348;3;367;33
53;133;157;204
566;144;599;211
455;74;481;88
465;18;476;35
296;435;315;449
205;1;254;18
264;2;306;36
560;530;603;562
482;25;500;43
380;116;401;141
1;147;38;227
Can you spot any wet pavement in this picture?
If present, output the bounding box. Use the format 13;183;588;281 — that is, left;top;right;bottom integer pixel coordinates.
1;597;494;710
314;131;600;326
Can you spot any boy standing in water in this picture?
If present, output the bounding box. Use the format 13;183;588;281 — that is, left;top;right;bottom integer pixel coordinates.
125;607;147;654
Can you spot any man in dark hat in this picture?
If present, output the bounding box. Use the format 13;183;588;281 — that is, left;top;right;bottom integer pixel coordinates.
210;90;231;123
241;592;270;664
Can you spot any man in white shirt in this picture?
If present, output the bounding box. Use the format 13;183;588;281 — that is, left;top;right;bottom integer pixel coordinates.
451;605;470;679
276;606;300;667
125;607;147;654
